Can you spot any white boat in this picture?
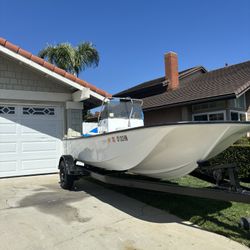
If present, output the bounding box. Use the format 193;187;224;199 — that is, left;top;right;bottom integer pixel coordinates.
64;98;250;180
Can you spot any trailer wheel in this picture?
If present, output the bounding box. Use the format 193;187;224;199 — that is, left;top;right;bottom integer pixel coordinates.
59;160;75;190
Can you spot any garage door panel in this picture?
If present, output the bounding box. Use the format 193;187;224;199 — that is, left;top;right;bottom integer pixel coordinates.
0;123;17;134
0;142;17;153
0;161;17;173
0;116;18;123
21;141;57;152
0;137;19;143
19;136;59;143
21;159;57;170
21;151;59;159
0;104;63;177
21;122;60;138
0;150;18;161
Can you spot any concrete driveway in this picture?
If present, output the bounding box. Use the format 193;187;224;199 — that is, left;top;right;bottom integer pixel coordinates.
0;174;247;250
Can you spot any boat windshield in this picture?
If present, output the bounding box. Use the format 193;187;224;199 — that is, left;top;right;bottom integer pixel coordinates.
100;99;143;120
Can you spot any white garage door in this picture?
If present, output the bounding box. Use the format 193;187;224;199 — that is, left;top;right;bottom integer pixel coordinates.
0;104;63;177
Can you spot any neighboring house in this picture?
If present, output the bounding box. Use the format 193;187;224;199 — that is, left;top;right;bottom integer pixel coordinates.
115;52;250;126
0;38;111;178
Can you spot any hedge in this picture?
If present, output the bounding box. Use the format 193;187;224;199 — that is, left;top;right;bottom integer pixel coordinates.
209;145;250;179
233;136;250;146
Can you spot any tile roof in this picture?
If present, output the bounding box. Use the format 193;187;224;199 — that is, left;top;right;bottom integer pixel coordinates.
0;38;111;98
142;60;250;110
115;66;206;97
116;60;250;110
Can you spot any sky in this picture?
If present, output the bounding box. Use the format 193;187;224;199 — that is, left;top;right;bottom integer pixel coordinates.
1;0;250;95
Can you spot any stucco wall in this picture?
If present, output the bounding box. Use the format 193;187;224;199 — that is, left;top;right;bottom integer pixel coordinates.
0;54;71;93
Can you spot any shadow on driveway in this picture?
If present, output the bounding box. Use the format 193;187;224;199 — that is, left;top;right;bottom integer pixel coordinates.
72;177;231;225
17;176;231;228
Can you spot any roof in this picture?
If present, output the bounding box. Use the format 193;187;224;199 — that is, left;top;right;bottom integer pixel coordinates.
0;37;111;98
143;61;250;110
116;61;250;110
115;66;207;97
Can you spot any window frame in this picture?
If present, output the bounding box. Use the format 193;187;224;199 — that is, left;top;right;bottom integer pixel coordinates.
192;110;226;122
0;106;16;115
230;110;247;121
22;107;55;116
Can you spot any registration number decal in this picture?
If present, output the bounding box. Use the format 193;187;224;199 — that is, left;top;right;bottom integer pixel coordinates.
116;135;128;142
107;135;128;144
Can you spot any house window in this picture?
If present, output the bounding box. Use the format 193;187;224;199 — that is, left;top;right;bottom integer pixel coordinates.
193;114;208;121
193;111;225;122
209;113;224;121
23;107;55;116
0;106;15;115
230;111;247;121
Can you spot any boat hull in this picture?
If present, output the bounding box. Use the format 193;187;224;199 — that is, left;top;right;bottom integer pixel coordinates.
64;122;250;180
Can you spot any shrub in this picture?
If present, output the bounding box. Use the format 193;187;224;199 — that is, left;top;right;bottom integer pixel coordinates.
234;136;250;146
209;145;250;179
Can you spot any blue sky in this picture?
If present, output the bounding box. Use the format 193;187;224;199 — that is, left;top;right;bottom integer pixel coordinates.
1;0;250;94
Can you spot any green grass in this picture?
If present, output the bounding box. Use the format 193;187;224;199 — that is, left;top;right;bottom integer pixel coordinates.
98;175;250;247
241;181;250;189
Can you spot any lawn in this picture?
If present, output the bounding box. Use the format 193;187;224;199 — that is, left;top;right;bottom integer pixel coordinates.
99;175;250;247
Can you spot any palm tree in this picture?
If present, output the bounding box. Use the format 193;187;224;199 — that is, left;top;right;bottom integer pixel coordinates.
38;42;99;76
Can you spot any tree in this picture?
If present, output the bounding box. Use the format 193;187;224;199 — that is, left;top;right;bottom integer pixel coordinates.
38;42;99;76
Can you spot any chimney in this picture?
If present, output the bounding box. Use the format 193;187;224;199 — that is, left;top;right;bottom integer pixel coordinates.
165;52;179;91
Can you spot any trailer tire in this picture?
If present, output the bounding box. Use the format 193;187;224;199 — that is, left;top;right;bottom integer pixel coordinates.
59;160;75;190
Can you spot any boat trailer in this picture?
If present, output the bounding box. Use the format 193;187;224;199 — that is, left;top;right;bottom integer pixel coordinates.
58;155;250;229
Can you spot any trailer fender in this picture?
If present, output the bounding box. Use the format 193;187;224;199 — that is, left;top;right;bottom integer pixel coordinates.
59;155;89;176
58;155;75;175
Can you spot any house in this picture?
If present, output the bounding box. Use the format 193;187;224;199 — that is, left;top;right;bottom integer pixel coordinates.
0;38;111;178
115;52;250;126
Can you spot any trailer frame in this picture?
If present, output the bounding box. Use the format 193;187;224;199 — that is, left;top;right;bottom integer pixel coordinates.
58;155;250;204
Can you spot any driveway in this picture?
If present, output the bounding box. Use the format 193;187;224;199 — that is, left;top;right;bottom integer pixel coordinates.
0;174;247;250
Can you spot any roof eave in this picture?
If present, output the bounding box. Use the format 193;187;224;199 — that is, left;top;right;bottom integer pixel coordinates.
235;81;250;97
143;93;236;111
0;38;111;101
